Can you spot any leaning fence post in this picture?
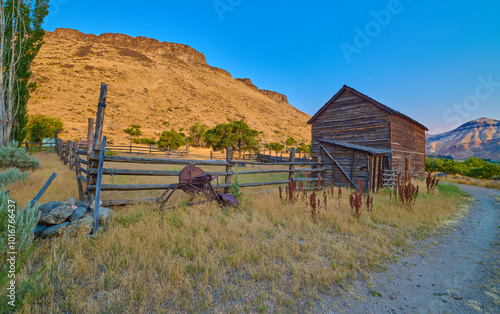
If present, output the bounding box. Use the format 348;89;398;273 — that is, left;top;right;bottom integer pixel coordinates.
289;148;295;181
73;141;84;201
24;140;29;152
92;136;106;236
88;83;107;201
224;147;233;194
30;173;57;208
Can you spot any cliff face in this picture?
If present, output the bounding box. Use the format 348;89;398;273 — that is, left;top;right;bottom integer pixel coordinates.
236;78;289;103
47;28;207;65
29;29;311;144
426;118;500;160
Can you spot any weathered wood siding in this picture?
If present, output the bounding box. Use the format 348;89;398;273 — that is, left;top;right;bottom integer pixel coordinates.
311;90;391;161
319;143;368;188
390;115;426;178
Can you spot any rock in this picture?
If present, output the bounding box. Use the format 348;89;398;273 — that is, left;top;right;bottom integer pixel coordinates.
452;294;462;300
33;225;48;238
452;176;460;179
41;222;70;238
63;198;76;206
75;201;91;210
65;216;94;237
435;172;447;177
91;207;116;226
38;201;63;213
69;207;87;222
41;205;74;225
89;200;102;210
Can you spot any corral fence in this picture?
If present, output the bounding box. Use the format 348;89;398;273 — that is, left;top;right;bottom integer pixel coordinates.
55;83;326;209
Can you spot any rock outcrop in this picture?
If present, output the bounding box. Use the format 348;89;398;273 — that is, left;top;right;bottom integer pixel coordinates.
46;28;207;65
236;78;289;103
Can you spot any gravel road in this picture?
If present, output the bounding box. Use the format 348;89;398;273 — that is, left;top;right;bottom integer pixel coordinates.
316;185;500;313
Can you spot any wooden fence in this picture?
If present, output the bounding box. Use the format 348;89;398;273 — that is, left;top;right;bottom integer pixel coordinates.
53;83;326;208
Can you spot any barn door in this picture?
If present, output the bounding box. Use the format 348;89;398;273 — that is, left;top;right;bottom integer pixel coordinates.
319;144;357;189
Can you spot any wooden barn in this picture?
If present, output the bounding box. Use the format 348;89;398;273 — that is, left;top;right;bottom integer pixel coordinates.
308;85;428;192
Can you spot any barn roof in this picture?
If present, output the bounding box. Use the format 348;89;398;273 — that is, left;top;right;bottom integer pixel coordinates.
307;85;429;131
318;139;391;155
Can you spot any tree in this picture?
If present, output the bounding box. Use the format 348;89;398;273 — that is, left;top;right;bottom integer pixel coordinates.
187;122;207;147
26;114;63;142
204;119;259;153
296;142;311;154
157;130;185;149
1;0;49;146
285;136;297;147
269;142;284;152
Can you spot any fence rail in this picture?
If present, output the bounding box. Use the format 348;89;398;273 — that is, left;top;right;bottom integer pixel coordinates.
53;83;324;208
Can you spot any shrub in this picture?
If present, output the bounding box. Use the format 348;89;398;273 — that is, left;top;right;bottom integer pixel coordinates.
123;125;142;137
0;187;45;310
157;130;185;149
132;137;156;145
0;169;28;186
26;115;63;143
0;142;39;171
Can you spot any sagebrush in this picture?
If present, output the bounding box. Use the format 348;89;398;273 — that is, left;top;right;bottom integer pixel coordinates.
0;142;39;171
0;168;29;186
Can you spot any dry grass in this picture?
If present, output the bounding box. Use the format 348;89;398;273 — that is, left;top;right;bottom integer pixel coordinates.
437;175;500;191
13;154;468;312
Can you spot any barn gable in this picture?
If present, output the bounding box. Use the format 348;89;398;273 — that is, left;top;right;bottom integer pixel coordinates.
308;85;428;132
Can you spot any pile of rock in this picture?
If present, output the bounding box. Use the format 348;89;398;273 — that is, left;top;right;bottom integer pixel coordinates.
34;198;115;239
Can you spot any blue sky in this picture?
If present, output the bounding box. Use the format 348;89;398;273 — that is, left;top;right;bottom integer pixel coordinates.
43;0;500;134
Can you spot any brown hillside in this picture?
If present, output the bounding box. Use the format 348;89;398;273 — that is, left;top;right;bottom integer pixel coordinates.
28;28;311;145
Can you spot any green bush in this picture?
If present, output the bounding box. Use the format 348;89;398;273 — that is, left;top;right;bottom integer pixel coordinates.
132;137;156;145
26;114;63;143
0;169;28;186
0;187;45;310
426;157;500;180
157;130;185;149
0;142;39;171
124;124;142;137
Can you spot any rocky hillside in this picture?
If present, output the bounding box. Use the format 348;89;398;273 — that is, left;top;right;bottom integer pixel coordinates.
28;28;311;144
426;118;500;160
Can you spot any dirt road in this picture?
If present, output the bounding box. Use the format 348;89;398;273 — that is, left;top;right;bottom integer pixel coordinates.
316;185;500;313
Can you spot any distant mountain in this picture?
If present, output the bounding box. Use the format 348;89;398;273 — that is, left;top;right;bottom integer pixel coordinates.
27;28;311;144
426;118;500;160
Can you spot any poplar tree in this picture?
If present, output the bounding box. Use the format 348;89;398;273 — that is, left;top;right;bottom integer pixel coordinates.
1;0;49;146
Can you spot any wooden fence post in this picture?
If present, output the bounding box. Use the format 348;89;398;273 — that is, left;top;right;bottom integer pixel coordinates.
73;141;84;201
86;118;95;201
224;147;233;194
64;142;69;165
130;141;132;154
24;140;29;152
54;129;59;154
289;148;295;181
210;150;213;160
88;83;107;201
92;136;107;236
69;140;75;170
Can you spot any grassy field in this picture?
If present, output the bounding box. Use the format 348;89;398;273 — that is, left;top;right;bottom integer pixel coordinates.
11;153;469;312
437;175;500;191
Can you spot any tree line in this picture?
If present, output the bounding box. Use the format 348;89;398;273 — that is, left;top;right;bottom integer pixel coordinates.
124;119;312;154
426;156;500;180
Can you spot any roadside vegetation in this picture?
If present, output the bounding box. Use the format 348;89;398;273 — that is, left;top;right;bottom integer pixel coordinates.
9;153;469;312
426;157;500;190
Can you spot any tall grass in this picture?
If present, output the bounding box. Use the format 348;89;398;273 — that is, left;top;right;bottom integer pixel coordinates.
13;154;468;312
